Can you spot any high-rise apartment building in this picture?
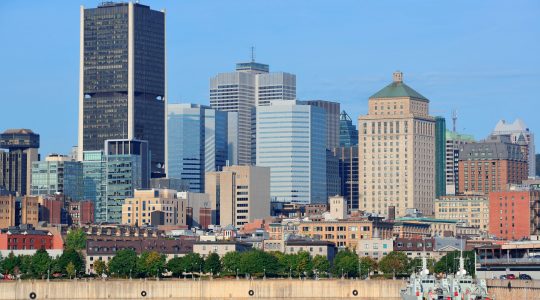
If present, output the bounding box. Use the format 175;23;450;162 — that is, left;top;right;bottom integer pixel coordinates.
210;61;296;165
31;154;83;200
0;129;40;196
339;111;359;147
458;135;528;194
166;104;229;192
492;119;535;178
122;189;186;227
78;3;165;175
434;117;446;198
205;165;270;228
333;146;359;211
358;72;436;217
445;130;475;195
306;100;340;149
256;100;327;204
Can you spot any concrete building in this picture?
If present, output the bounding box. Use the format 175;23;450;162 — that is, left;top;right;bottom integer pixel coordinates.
67;200;95;225
177;191;211;229
434;194;489;231
394;237;438;259
489;187;540;240
0;195;40;228
31;154;83;200
166;104;229;192
37;195;66;225
0;129;39;196
358;72;436;217
283;240;337;261
333;146;359;211
210;61;296;165
205;165;270;228
492;119;535;178
306;100;340;149
445;130;475;195
256;100;327;204
122;189;186;227
193;240;252;257
329;195;347;220
357;238;394;261
458;135;528;194
339;111;358;147
434;117;446;198
150;177;189;192
78;3;165;176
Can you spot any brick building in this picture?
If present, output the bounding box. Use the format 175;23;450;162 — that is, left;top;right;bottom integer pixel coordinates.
0;224;63;250
67;200;95;225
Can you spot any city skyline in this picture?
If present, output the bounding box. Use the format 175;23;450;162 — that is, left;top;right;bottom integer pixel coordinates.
1;0;539;156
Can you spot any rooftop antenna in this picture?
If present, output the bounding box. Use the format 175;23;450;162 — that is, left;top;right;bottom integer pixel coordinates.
251;46;255;62
452;110;458;133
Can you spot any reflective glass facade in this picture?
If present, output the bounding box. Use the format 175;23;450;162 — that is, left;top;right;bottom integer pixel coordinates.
256;101;327;204
31;159;83;200
83;151;106;222
339;110;358;147
167;104;228;192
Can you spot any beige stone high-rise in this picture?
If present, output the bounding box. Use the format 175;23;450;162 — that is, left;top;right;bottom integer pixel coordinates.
358;72;435;217
205;165;270;228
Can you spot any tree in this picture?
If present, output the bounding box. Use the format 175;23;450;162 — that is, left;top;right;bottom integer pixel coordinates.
31;249;52;279
379;251;409;278
0;252;20;275
66;262;76;279
221;252;241;276
108;249;138;278
166;257;184;277
408;257;436;274
434;251;475;276
204;253;221;275
359;256;378;278
181;253;204;275
239;250;279;277
294;251;313;277
312;255;330;277
65;228;87;251
137;251;166;278
57;248;84;276
332;249;359;278
94;260;107;277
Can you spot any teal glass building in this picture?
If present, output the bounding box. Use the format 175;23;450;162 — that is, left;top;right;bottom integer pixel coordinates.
31;155;83;200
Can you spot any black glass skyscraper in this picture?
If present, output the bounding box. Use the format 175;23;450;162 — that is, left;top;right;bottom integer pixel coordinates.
78;2;165;175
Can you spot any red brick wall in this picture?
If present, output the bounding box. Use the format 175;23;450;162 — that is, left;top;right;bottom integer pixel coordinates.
489;191;535;240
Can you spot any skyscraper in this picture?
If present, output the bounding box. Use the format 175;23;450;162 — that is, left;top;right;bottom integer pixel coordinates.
210;61;296;165
78;3;165;175
339;111;358;147
82;150;106;221
333;146;359;211
256;100;327;204
306;100;340;149
445;130;475;195
492;119;535;178
0;129;40;196
358;72;435;217
31;154;83;200
434;117;446;198
166;104;229;192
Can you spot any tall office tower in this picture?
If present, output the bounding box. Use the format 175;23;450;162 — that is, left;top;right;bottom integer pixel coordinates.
78;3;165;176
205;165;270;228
458;135;528;194
326;150;341;198
332;146;359;211
256;100;327;204
306;100;340;149
166;104;229;192
492;119;536;178
339;111;359;147
210;61;296;165
445;130;474;195
103;139;150;223
358;72;436;217
31;154;84;200
434;117;446;198
82;150;106;220
537;154;540;177
0;129;40;196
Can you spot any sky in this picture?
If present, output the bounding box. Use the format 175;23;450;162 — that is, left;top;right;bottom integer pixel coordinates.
1;0;539;156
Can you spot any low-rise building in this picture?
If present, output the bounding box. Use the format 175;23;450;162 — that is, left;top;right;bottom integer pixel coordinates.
284;240;337;261
0;224;64;258
395;217;458;237
394;237;437;260
193;240;252;257
435;194;489;231
357;238;394;261
121;189;187;227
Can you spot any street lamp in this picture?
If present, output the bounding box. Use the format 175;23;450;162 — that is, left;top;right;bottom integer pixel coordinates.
236;268;239;280
263;268;266;280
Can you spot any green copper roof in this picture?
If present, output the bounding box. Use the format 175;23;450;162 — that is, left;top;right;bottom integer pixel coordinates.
370;81;429;102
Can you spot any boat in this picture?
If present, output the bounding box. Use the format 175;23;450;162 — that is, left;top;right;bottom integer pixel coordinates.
400;256;451;300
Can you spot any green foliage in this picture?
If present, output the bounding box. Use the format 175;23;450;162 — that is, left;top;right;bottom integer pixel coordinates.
312;255;330;277
359;256;378;278
434;251;475;276
107;249;138;278
294;251;313;276
166;257;184;277
221;251;241;276
137;251;166;278
408;257;436;274
66;262;76;279
204;252;221;275
93;260;107;276
332;249;359;278
239;250;279;277
0;252;20;275
57;248;84;276
65;228;87;251
378;251;409;277
30;249;52;279
181;253;204;274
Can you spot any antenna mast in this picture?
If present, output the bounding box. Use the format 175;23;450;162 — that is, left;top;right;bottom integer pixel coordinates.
251;46;255;62
452;110;457;133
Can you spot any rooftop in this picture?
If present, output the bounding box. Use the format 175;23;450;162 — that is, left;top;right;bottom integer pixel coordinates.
370;71;429;102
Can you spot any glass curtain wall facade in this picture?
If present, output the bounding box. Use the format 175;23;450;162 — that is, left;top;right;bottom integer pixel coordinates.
166;104;228;192
83;151;106;222
339;111;358;147
435;117;446;198
256;100;327;204
333;146;359;211
31;157;83;200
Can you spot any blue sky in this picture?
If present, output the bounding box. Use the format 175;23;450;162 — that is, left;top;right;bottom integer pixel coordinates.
1;1;539;156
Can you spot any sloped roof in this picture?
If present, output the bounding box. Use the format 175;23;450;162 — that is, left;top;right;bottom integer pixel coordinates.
370;81;429;102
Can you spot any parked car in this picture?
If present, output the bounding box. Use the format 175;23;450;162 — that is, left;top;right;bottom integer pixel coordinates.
506;274;516;280
519;274;532;280
499;275;507;280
